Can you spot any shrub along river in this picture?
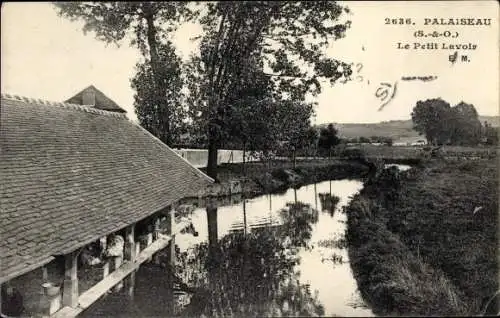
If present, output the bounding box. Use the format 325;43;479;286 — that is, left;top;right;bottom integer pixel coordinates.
81;165;410;317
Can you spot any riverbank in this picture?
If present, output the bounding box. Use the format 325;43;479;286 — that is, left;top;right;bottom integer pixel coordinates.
196;159;370;198
345;158;498;316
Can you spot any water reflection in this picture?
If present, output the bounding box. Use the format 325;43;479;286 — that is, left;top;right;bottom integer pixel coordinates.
176;202;325;317
318;193;340;216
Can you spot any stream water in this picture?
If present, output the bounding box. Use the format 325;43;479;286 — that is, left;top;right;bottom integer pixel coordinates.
80;165;410;317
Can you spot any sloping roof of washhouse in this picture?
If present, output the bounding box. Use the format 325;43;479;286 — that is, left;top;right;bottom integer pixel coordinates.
0;91;213;283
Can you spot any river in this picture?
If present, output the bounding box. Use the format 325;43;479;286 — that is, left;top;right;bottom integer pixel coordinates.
80;165;410;317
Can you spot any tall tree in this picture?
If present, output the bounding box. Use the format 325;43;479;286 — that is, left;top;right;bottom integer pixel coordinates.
186;1;352;179
411;98;452;145
318;124;341;156
54;2;191;145
131;42;186;144
271;100;316;157
449;102;482;146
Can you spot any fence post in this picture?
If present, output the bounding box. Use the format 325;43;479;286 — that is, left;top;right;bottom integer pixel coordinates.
62;251;79;308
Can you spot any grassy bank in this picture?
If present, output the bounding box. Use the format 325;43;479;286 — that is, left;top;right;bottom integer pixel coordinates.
199;159;369;197
345;159;498;316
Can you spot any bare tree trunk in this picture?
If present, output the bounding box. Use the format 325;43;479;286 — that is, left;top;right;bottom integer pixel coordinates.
242;142;246;176
207;138;218;181
143;5;171;146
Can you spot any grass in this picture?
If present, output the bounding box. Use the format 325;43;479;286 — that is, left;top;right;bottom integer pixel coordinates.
345;158;498;316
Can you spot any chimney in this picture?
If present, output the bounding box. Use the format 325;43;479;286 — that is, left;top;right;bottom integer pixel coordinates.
82;89;96;106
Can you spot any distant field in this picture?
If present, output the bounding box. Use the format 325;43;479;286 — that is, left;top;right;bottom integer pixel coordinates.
356;144;497;160
318;116;500;142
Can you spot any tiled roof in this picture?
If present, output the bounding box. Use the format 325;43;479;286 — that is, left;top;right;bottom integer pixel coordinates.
0;94;213;283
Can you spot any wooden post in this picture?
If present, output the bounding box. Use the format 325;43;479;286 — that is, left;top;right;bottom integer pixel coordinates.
113;255;124;292
100;237;109;279
42;266;48;282
135;241;141;258
167;207;175;269
165;207;175;311
146;228;153;246
146;224;153;262
125;224;137;298
62;251;79;308
153;216;161;241
125;224;137;262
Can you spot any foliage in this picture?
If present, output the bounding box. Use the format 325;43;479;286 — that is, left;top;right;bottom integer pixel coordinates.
271;100;316;157
54;2;192;145
411;99;485;146
131;42;186;144
358;136;371;144
482;121;499;146
448;102;482;146
318;124;340;156
340;147;365;160
185;1;353;178
411;98;453;145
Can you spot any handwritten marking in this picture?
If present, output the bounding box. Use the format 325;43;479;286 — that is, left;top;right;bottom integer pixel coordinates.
355;63;363;82
401;76;438;82
449;51;458;65
376;81;398;111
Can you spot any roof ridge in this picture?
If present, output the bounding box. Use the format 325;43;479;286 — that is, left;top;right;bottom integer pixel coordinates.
1;93;127;119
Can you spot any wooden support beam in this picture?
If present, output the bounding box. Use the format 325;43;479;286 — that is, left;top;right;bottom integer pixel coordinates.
125;224;136;262
146;223;153;262
153;217;161;241
42;266;49;282
167;207;175;269
124;224;137;298
153;215;162;264
62;251;78;308
113;256;123;292
100;237;109;279
135;243;141;259
146;232;153;247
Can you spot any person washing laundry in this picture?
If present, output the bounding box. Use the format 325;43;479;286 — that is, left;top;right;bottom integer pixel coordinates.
102;233;124;258
1;283;24;318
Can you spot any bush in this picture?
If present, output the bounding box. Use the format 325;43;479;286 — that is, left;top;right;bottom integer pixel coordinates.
340;147;365;160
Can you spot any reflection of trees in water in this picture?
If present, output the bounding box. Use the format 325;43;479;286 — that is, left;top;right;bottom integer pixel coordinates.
318;193;340;216
176;202;324;317
278;202;319;249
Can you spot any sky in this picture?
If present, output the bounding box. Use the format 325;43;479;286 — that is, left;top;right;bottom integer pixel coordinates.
1;1;498;124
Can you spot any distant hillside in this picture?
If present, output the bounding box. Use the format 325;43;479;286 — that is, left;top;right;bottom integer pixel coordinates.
318;115;499;141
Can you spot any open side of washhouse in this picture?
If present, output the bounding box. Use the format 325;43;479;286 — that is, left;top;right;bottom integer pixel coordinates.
0;87;213;318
